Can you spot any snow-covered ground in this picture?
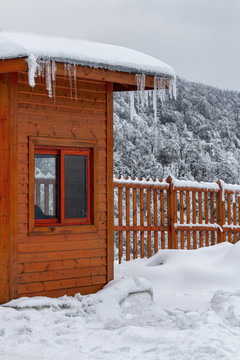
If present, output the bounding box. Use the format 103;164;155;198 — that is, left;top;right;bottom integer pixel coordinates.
1;242;240;360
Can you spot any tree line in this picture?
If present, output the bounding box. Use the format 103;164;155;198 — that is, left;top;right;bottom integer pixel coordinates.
113;77;240;184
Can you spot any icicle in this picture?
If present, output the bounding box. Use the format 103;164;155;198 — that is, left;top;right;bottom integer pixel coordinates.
144;88;148;105
67;64;72;99
153;77;158;155
140;74;145;106
73;64;77;101
136;74;141;109
135;74;146;108
38;60;45;84
153;77;157;124
146;91;150;107
169;75;177;99
154;76;166;103
37;60;43;78
26;54;38;88
45;61;52;98
159;78;165;103
129;92;135;121
52;60;57;104
64;63;67;80
137;86;140;110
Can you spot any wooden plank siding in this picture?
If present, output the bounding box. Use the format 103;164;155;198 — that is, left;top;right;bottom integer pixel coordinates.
16;72;110;298
0;73;18;303
0;73;11;303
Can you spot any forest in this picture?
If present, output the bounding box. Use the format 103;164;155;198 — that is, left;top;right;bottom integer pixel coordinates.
113;77;240;184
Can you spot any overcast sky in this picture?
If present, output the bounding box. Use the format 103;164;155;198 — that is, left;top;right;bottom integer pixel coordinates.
1;0;240;91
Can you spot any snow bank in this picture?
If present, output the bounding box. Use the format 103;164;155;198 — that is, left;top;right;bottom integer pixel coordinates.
93;277;153;320
4;277;153;321
211;289;240;327
117;242;240;308
3;293;98;318
2;243;240;360
3;294;85;310
95;277;153;303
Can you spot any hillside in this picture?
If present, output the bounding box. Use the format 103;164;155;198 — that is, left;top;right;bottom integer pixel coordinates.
113;77;240;184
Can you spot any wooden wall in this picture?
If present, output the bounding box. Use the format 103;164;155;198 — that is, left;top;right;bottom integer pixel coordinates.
15;71;112;298
0;73;18;303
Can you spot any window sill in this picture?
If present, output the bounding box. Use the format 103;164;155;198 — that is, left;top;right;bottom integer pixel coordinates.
29;224;98;236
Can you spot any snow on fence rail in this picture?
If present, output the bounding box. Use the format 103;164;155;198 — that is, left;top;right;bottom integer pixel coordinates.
114;175;240;263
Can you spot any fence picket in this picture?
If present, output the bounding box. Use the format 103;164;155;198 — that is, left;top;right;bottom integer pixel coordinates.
192;191;197;249
198;192;203;247
167;176;175;249
133;187;137;259
126;186;130;260
227;193;232;243
238;196;240;243
153;187;158;253
140;187;144;257
210;193;215;245
204;192;209;246
147;186;151;257
186;190;191;249
233;196;237;244
160;190;165;249
174;190;178;249
179;190;184;249
44;184;49;215
118;186;123;264
220;184;226;242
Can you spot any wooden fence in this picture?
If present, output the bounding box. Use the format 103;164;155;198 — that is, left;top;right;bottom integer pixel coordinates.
35;178;56;216
114;175;240;263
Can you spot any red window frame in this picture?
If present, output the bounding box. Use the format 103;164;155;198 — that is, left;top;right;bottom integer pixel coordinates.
34;146;92;227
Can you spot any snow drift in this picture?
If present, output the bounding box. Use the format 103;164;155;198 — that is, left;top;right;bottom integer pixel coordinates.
2;242;240;360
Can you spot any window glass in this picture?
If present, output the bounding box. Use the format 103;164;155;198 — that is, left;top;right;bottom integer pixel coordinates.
34;155;59;219
33;146;91;227
64;155;87;219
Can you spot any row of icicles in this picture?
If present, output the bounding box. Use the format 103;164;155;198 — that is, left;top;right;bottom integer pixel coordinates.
133;73;176;118
27;55;78;103
27;56;176;118
133;74;176;155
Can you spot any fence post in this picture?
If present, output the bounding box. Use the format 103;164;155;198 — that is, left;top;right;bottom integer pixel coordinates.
216;180;224;243
118;179;123;264
125;176;130;261
166;176;177;249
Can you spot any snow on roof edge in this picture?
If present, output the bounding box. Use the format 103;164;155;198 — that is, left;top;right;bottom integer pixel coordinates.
3;54;174;80
0;32;175;80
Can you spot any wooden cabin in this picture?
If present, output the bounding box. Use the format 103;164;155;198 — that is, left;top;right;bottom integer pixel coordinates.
0;32;175;303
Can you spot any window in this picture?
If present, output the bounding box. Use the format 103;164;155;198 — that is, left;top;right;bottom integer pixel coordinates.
34;147;92;226
29;137;98;235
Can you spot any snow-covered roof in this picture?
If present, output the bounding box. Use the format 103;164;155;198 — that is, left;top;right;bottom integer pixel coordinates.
0;32;175;79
